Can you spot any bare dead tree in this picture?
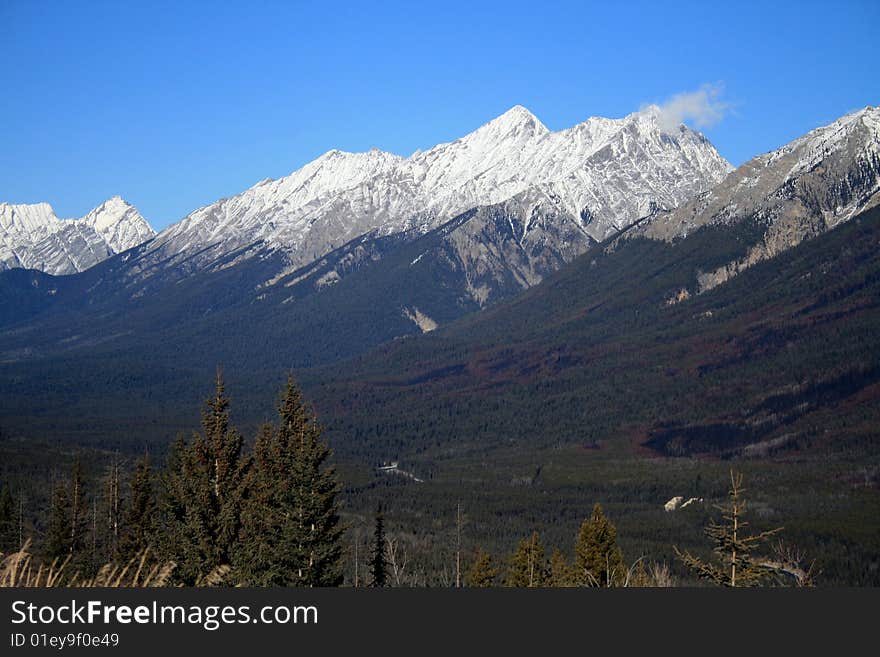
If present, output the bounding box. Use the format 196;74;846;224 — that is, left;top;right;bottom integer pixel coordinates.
386;534;410;587
18;491;24;548
757;540;819;587
105;456;121;557
353;529;360;588
455;502;462;588
439;564;450;587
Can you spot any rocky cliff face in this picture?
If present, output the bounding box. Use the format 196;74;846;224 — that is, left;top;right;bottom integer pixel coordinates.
630;107;880;291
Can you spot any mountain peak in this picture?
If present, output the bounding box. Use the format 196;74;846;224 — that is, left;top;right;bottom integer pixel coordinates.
1;197;154;275
91;195;135;216
625;104;682;134
480;105;548;136
851;105;879;130
80;197;155;248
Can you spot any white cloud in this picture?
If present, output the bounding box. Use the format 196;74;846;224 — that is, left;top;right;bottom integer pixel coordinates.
655;83;729;133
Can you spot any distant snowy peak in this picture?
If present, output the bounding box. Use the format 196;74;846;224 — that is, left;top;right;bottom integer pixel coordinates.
146;104;732;273
80;196;155;253
455;104;550;142
0;197;155;275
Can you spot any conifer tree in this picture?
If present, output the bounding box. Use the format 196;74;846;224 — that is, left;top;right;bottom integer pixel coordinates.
466;547;497;587
370;507;387;587
44;480;72;561
235;424;277;584
505;531;546;587
237;377;343;586
675;470;782;587
0;484;15;552
573;503;625;587
159;372;248;584
44;459;88;563
119;453;156;562
156;434;188;567
548;548;573;587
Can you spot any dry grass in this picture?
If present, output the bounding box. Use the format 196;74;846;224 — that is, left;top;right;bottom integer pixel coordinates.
0;541;70;587
0;540;228;587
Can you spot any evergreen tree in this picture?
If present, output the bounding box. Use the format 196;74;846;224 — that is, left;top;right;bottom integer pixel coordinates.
44;480;71;561
573;503;625;587
119;453;156;562
235;424;277;583
370;507;387;587
0;484;15;552
466;547;497;587
237;377;343;586
675;470;782;587
44;460;88;563
548;548;573;587
505;531;546;587
159;372;248;584
156;434;188;567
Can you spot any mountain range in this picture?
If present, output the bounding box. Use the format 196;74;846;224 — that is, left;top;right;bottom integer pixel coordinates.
0;196;154;275
2;105;730;291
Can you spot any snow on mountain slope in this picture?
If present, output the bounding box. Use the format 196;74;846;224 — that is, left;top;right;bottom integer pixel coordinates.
0;196;155;275
631;106;880;290
145;105;732;273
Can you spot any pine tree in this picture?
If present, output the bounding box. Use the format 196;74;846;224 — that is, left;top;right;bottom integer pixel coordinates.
156;434;189;568
44;480;71;561
505;531;546;587
573;503;625;587
159;372;248;584
675;470;783;587
44;460;88;563
237;377;343;586
466;547;497;587
235;424;278;584
0;484;15;552
548;548;573;587
119;452;156;562
370;507;387;587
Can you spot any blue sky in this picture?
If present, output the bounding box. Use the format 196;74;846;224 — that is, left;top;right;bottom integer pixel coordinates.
2;0;877;231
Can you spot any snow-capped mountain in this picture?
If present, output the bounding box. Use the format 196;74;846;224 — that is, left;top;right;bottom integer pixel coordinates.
0;196;155;275
633;106;880;290
146;105;732;274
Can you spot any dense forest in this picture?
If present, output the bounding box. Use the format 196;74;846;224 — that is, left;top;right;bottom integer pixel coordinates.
0;373;829;588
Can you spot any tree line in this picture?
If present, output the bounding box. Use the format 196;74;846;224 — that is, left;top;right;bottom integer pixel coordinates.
1;373;815;587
